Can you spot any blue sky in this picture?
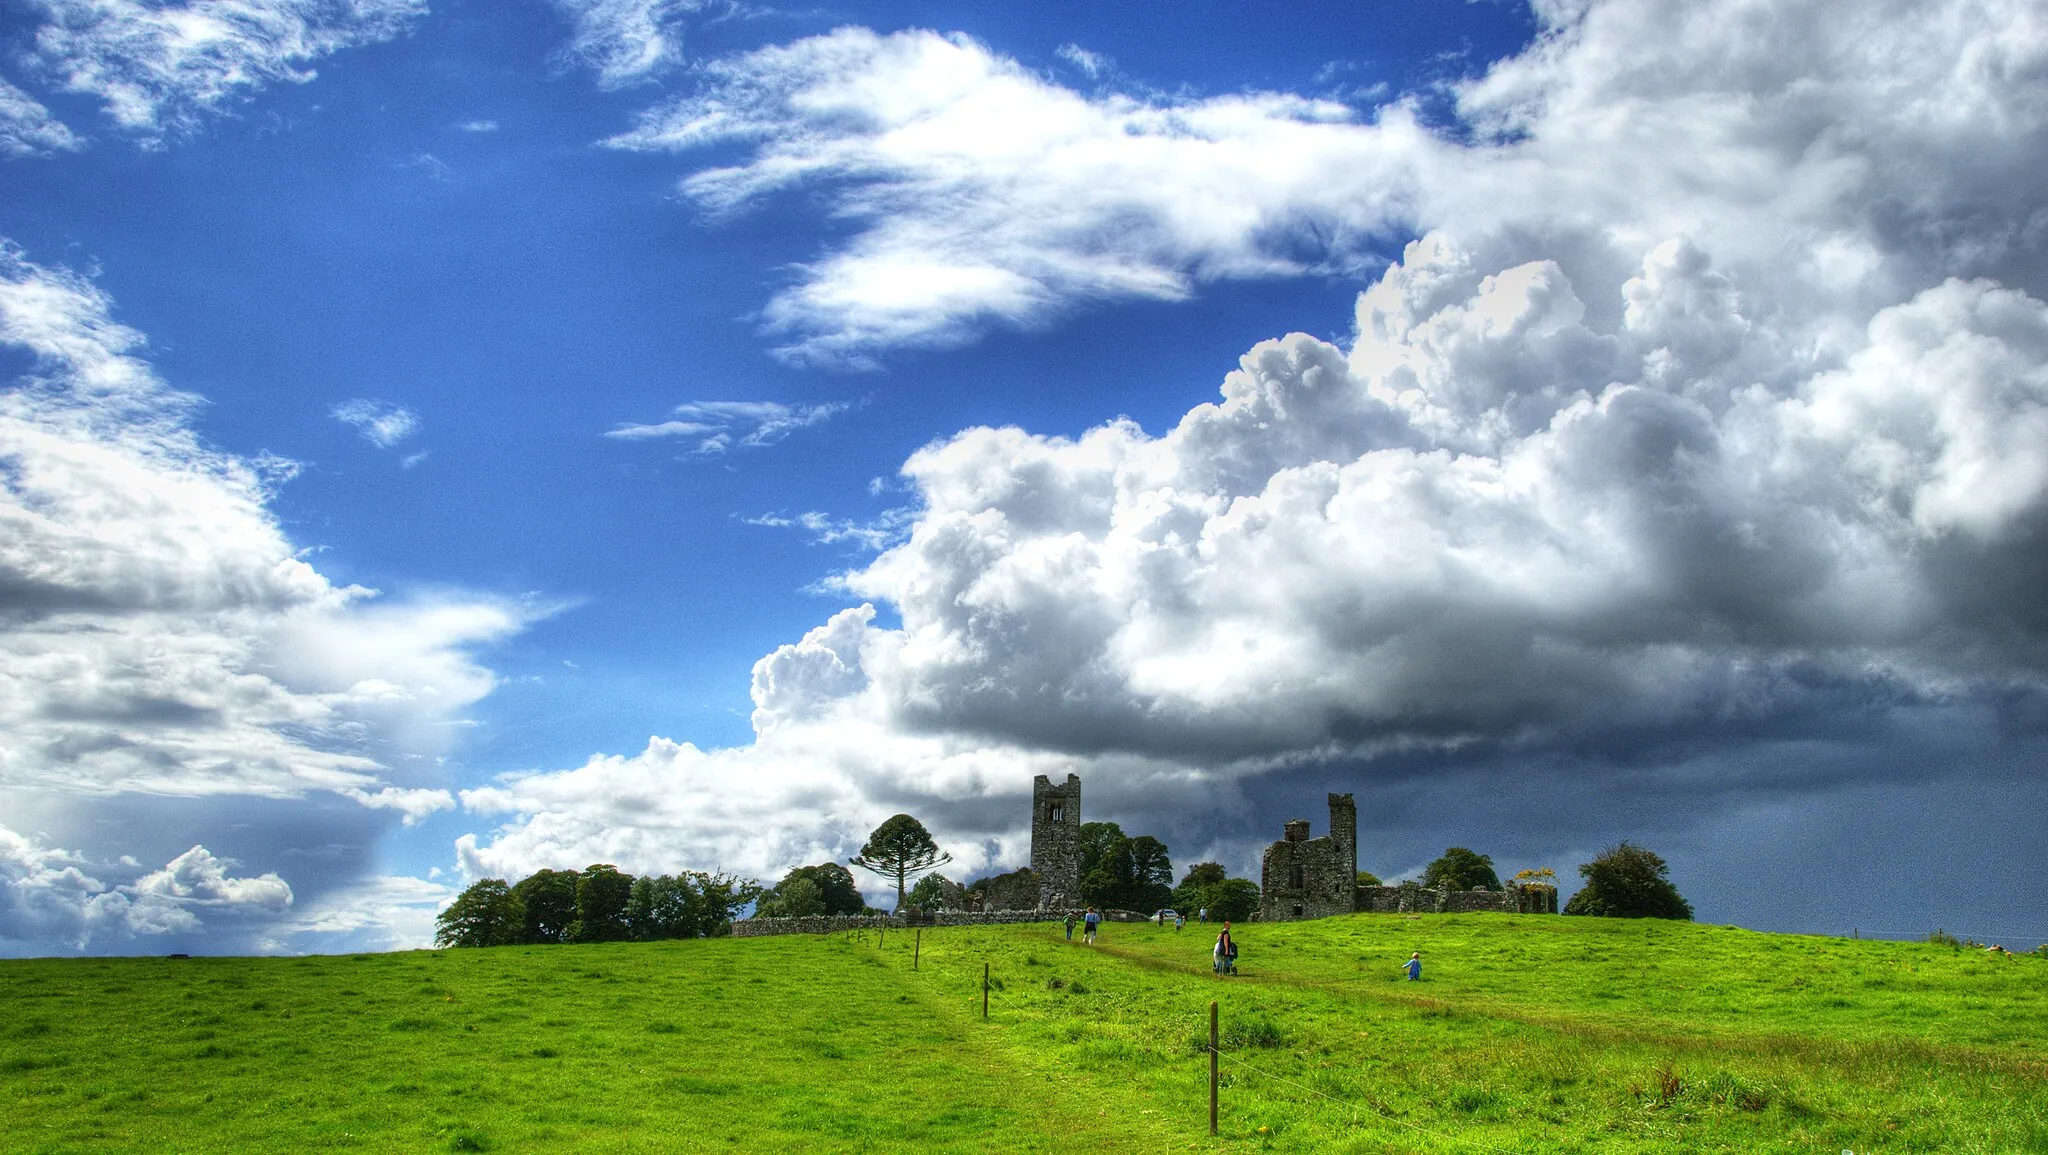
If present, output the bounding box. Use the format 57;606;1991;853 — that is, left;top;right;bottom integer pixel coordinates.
4;0;2047;954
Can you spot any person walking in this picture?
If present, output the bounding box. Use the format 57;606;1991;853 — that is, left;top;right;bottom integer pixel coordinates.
1404;951;1422;981
1175;912;1185;932
1083;907;1101;945
1064;911;1076;941
1214;923;1237;975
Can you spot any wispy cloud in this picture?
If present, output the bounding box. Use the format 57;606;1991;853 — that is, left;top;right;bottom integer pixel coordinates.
546;0;716;89
605;399;846;454
455;119;499;133
19;0;425;144
0;75;83;157
331;398;420;448
608;27;1419;365
1055;43;1111;79
744;506;915;552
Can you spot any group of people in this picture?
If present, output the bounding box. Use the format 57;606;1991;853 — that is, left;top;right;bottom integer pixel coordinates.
1063;908;1103;944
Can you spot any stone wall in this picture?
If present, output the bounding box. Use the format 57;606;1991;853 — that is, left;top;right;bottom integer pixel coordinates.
1355;882;1558;914
1031;773;1082;909
732;909;1070;938
981;866;1040;912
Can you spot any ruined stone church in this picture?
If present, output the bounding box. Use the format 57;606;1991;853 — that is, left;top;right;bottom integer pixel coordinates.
1259;793;1560;921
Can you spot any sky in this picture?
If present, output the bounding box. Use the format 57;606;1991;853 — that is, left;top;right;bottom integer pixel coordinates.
3;0;2047;956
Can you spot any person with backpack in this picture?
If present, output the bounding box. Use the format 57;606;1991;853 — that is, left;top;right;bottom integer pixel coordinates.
1083;907;1101;945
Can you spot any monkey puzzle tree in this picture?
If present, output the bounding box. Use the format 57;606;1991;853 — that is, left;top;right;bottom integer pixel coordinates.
850;814;952;912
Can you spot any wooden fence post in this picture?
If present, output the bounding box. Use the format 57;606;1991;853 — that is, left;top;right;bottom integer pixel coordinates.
914;926;921;970
983;962;990;1020
1209;1000;1219;1135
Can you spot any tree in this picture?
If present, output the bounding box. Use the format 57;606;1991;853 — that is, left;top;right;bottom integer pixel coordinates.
690;872;763;936
1423;847;1501;891
1202;878;1262;923
1564;842;1693;920
1079;824;1173;911
906;873;951;910
755;875;825;918
434;879;524;948
850;814;952;911
512;868;579;943
1178;862;1228;891
627;874;700;941
567;864;634;943
1077;822;1127;881
783;863;865;916
1357;870;1383;887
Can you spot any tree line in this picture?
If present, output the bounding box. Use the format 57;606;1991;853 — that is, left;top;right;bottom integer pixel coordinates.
1396;842;1692;920
434;865;761;948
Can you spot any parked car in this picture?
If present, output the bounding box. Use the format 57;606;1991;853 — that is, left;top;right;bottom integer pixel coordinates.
1154;908;1178;924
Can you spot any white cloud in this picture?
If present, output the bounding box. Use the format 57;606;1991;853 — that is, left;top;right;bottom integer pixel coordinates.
460;0;2048;898
605;399;846;454
1055;43;1110;79
608;26;1428;364
20;0;425;143
455;119;498;133
546;0;711;89
0;242;530;814
257;872;451;953
0;826;293;950
744;507;915;552
0;75;84;157
331;398;419;447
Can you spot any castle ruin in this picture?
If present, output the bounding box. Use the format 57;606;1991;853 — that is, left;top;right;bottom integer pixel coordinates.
1260;793;1558;921
1029;773;1082;909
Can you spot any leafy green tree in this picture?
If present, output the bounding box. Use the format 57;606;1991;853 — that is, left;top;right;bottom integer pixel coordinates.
1201;878;1261;923
1564;843;1693;920
850;814;952;911
1077;822;1127;881
781;863;865;915
627;874;700;941
1357;870;1383;887
1082;828;1173;911
755;875;825;918
906;872;952;910
693;872;763;936
1422;847;1501;891
434;879;524;948
1178;862;1228;890
512;868;579;943
567;864;634;943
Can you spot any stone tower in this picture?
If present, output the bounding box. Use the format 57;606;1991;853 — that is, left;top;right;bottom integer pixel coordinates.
1031;773;1082;909
1328;793;1357;885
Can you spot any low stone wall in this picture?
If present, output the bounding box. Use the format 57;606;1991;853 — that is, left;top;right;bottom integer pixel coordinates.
731;909;1072;938
1355;883;1555;915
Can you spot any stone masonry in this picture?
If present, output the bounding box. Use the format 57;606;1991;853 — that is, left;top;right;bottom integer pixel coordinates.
1030;773;1082;910
1260;793;1558;921
1259;795;1358;921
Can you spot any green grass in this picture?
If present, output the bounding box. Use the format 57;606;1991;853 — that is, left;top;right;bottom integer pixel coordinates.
3;916;2044;1152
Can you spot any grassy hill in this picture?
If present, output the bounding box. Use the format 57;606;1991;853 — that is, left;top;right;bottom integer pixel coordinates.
4;914;2044;1152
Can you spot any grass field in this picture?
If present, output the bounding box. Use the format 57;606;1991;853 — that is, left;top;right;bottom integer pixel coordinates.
3;915;2044;1152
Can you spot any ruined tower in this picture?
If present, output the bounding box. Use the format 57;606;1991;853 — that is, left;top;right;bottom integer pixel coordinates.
1030;773;1082;909
1259;793;1360;921
1328;793;1357;886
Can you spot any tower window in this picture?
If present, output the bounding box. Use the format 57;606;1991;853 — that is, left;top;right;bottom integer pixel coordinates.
1049;804;1063;823
1291;865;1304;890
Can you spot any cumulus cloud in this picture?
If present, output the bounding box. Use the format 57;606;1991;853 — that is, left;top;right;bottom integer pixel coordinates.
458;0;2048;907
0;241;529;816
605;399;847;454
0;75;83;157
18;0;425;143
0;826;292;951
331;398;420;447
